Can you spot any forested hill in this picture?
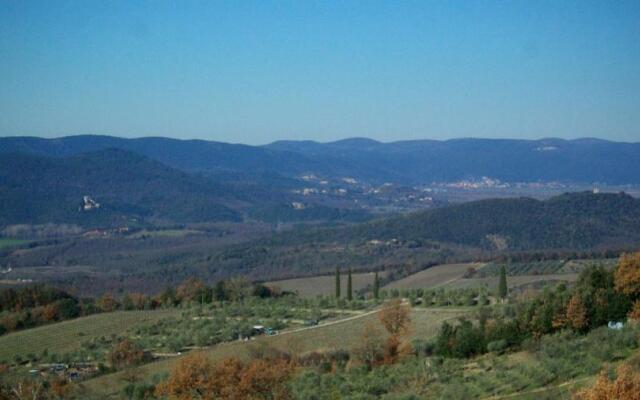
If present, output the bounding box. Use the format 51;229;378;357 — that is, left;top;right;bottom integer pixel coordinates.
336;192;640;251
0;149;244;226
2;135;640;184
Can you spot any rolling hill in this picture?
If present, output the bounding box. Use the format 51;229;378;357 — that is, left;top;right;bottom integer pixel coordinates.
348;191;640;251
0;149;373;228
0;149;245;226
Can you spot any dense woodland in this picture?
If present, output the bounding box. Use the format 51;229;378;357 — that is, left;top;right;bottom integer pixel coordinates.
344;191;640;250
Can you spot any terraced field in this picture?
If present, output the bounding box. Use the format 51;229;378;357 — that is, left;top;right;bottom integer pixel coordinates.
0;309;180;363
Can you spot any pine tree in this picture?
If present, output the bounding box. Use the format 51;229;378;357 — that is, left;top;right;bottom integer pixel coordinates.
347;268;353;301
335;267;341;298
373;271;380;300
498;265;508;300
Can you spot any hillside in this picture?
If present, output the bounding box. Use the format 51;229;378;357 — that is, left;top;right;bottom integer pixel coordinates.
0;149;376;228
2;135;640;184
0;149;244;226
351;191;640;251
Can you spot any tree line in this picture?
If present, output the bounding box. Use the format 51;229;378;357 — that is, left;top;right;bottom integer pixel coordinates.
0;277;286;336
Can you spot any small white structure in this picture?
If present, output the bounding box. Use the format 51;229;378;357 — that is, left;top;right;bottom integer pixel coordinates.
608;321;624;330
80;196;100;211
291;202;305;210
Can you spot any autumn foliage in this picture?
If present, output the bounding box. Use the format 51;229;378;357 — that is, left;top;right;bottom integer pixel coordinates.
614;252;640;298
176;278;206;303
629;300;640;321
379;299;411;337
377;299;413;365
615;252;640;321
575;362;640;400
156;352;295;400
566;293;589;332
108;339;145;370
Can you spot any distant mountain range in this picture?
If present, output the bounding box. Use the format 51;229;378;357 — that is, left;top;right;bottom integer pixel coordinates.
2;135;640;184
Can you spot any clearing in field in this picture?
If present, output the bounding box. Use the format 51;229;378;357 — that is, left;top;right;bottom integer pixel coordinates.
0;309;180;363
0;238;28;250
383;263;485;290
126;229;203;239
266;271;386;297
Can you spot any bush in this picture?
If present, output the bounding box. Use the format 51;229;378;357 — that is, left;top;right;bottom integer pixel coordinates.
487;339;508;354
412;339;435;356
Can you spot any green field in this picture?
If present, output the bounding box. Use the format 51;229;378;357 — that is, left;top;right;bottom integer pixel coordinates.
0;238;28;250
266;271;386;297
383;262;579;293
383;263;485;290
443;273;579;291
0;309;180;363
82;307;469;397
480;258;618;277
126;229;203;239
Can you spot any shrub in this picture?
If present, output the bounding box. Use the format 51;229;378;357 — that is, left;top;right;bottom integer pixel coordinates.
109;339;146;370
487;339;508;354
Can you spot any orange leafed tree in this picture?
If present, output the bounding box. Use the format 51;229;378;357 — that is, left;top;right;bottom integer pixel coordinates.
614;252;640;298
129;292;148;310
566;293;588;332
43;303;59;322
574;363;640;400
97;293;118;312
614;252;640;320
176;278;205;303
108;339;145;370
238;358;294;399
156;352;221;400
379;299;411;337
156;352;294;400
629;300;640;320
378;299;413;364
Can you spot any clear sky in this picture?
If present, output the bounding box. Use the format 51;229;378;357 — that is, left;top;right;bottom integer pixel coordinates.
1;1;639;144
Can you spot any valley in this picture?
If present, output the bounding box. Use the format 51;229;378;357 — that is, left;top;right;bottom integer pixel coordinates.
1;136;639;400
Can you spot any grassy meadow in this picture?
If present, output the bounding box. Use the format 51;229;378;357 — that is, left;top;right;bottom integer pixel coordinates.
0;309;180;363
0;238;28;250
443;273;580;291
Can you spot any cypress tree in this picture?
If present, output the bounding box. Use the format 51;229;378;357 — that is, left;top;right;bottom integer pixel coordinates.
373;271;380;299
347;268;353;301
499;265;508;300
335;267;341;298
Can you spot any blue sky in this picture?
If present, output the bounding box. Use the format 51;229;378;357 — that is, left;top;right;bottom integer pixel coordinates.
1;0;639;144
